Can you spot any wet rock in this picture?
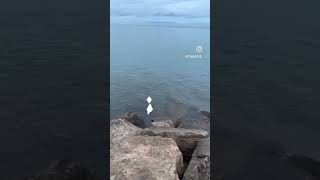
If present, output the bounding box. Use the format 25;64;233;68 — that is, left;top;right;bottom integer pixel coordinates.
121;112;146;128
151;120;175;128
150;117;182;128
110;119;184;180
200;111;210;119
182;138;210;180
173;119;182;127
144;127;208;139
25;160;100;180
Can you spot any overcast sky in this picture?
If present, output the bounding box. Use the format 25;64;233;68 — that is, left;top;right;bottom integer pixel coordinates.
111;0;210;25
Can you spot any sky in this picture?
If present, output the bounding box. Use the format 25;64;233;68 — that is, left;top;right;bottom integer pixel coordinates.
110;0;210;26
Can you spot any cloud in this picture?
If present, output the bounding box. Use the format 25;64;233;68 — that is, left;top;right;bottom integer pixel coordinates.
111;0;210;18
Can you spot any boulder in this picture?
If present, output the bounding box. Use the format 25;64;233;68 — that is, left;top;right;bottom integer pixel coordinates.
143;127;208;163
110;118;145;142
121;112;146;128
110;119;184;180
182;138;210;180
111;136;184;180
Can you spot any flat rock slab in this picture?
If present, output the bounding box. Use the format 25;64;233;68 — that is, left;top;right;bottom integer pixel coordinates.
144;127;208;139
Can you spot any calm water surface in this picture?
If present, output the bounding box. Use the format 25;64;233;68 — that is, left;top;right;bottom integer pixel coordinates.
110;24;211;123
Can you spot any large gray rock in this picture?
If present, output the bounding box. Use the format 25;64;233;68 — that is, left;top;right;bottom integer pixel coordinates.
143;127;209;163
110;119;184;180
110;118;144;142
182;138;210;180
121;112;146;128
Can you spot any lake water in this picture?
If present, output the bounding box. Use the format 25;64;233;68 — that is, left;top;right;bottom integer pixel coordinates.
110;24;210;123
215;0;320;179
0;0;108;178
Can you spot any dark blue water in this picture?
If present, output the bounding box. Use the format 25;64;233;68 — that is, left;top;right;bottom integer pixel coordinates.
0;0;107;178
215;0;320;179
110;24;210;125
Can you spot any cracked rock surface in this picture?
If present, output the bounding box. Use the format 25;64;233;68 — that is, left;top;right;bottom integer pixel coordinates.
110;118;184;180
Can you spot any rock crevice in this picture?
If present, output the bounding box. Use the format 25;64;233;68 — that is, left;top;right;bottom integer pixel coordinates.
110;113;210;180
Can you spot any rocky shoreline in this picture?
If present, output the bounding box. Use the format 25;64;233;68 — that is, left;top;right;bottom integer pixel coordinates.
20;111;320;180
110;112;211;180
